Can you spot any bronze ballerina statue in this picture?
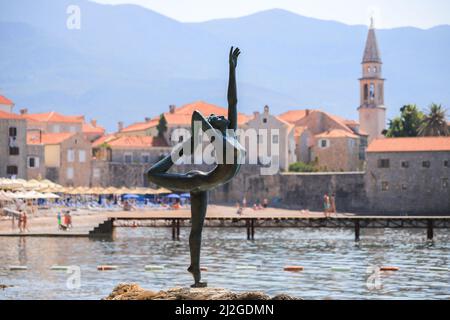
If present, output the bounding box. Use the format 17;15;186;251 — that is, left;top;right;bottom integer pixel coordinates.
147;47;245;288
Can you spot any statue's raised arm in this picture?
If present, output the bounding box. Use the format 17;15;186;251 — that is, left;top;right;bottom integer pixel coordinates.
227;46;240;130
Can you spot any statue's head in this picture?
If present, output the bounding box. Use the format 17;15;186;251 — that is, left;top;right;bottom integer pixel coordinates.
207;114;229;134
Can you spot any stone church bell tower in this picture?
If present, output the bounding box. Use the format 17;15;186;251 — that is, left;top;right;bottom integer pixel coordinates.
358;18;386;142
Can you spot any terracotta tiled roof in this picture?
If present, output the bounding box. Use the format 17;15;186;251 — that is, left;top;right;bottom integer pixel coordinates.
171;101;251;125
23;111;84;123
82;122;105;134
315;129;359;139
98;135;168;149
122;101;251;132
0;95;14;105
0;110;23;120
278;110;310;123
367;137;450;153
27;132;75;145
121;119;158;133
92;134;117;147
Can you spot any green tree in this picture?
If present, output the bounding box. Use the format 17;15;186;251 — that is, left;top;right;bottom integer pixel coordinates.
419;103;449;137
384;104;424;137
157;114;168;138
289;162;318;173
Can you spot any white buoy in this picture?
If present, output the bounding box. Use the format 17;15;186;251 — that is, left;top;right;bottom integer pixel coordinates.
429;266;449;272
236;265;258;270
331;266;352;272
145;265;165;271
9;266;27;271
50;265;70;271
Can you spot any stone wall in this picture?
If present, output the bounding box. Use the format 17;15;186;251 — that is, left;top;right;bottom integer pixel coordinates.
209;166;368;212
89;159;449;215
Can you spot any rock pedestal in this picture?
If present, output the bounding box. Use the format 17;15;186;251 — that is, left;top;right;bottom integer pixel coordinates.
104;283;299;300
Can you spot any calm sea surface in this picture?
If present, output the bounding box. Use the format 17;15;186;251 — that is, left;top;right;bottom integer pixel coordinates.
0;227;449;300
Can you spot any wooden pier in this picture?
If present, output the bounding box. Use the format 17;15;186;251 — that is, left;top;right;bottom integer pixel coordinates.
89;208;450;241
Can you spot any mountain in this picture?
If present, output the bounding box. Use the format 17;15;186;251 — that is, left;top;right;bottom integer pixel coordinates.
0;0;449;131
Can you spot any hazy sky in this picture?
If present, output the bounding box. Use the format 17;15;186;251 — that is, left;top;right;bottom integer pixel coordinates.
92;0;450;29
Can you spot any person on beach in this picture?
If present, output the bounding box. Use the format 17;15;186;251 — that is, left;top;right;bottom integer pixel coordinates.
262;198;268;209
323;193;331;217
18;210;24;232
236;202;243;215
22;211;28;232
57;211;62;230
242;196;247;209
330;193;336;215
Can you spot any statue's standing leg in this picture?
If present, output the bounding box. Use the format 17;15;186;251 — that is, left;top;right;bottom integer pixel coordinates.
188;190;208;288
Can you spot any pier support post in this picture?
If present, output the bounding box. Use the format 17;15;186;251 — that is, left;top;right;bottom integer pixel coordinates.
354;220;360;242
251;219;255;240
171;219;176;240
246;219;250;240
427;220;434;241
176;219;180;240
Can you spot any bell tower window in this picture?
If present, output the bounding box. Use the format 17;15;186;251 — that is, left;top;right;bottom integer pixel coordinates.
364;84;368;101
369;83;375;100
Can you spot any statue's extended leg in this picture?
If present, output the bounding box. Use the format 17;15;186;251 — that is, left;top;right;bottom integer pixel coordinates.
188;190;208;288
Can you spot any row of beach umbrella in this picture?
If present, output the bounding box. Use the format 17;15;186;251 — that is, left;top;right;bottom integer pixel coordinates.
0;178;173;198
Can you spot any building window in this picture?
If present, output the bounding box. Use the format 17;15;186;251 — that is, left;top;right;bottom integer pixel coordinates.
52;124;60;133
401;161;409;168
28;156;40;168
6;165;18;176
124;153;133;164
9;127;17;137
444;160;449;167
79;150;86;163
178;135;183;143
67;167;74;179
258;134;263;144
67;149;75;162
9;146;19;155
93;168;100;178
378;159;390;168
443;178;449;189
142;153;150;163
272;134;279;144
422;161;431;168
263;118;267;124
363;84;368;100
319;139;329;148
69;126;77;133
401;183;408;191
381;181;389;191
369;83;375;99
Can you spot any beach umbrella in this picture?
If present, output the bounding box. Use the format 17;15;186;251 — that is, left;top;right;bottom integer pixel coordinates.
0;191;13;202
104;187;118;194
180;193;190;198
154;187;171;195
123;194;139;199
41;193;60;199
166;194;180;199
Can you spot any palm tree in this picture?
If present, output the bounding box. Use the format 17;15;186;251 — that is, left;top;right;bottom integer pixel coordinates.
419;104;449;136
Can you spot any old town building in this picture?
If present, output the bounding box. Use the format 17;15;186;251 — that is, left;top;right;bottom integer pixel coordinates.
0;109;27;179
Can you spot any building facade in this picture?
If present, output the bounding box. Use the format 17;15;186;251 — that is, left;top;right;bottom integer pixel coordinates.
278;109;367;171
27;132;92;186
0;110;27;179
243;105;296;172
365;137;450;214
